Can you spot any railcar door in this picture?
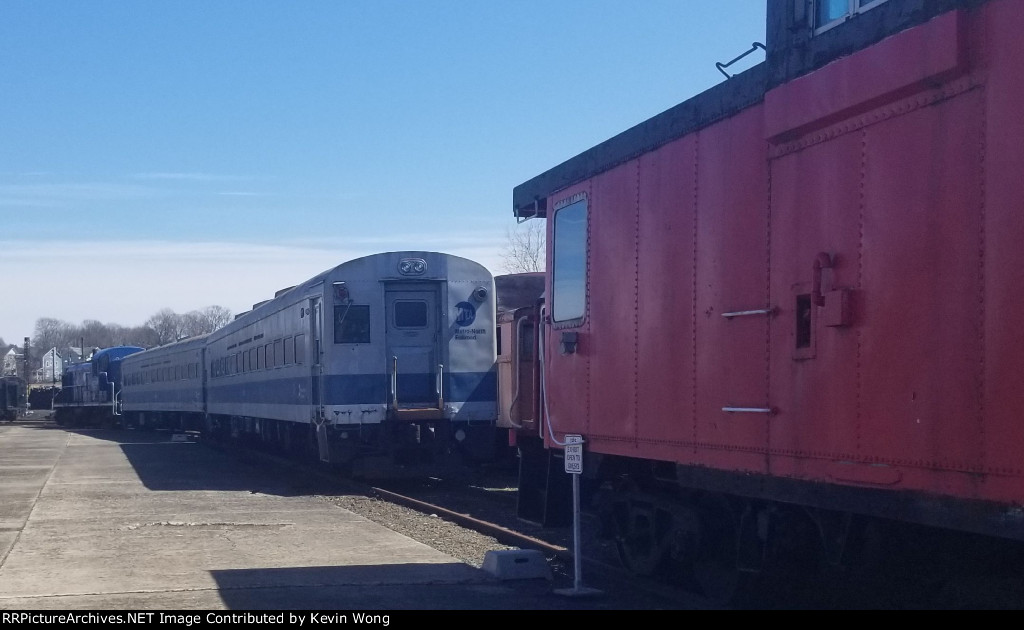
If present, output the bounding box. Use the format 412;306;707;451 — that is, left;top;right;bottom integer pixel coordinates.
385;285;441;410
310;296;329;461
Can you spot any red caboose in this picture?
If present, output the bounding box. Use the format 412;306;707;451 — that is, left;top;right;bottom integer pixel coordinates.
510;0;1024;604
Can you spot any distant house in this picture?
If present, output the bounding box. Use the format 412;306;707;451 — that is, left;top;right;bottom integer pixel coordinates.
63;347;84;366
34;348;65;384
3;348;22;377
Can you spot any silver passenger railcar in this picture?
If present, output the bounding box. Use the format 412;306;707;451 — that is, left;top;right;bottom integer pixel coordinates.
120;335;208;432
204;251;498;478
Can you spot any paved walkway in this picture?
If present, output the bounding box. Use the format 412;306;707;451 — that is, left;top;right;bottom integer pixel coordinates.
0;418;683;610
0;420;510;609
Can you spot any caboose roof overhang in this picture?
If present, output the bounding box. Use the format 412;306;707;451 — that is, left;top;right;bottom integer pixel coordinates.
512;64;767;220
512;0;980;220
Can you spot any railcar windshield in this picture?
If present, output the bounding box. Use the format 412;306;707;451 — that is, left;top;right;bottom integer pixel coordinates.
334;305;371;343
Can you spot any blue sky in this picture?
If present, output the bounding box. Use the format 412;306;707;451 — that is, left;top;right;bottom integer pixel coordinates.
0;1;766;341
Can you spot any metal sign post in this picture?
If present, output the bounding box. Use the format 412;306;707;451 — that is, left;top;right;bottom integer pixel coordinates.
554;434;602;598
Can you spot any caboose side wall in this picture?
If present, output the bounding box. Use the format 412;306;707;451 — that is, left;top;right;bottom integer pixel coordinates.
766;9;986;493
543;101;771;472
533;1;1024;531
978;0;1024;501
767;3;1024;506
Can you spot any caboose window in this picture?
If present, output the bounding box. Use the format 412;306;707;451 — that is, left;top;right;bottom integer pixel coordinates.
394;301;427;328
520;323;535;361
552;199;587;323
335;305;370;343
814;0;888;33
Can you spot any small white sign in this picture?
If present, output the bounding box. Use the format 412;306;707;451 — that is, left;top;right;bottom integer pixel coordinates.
564;434;583;474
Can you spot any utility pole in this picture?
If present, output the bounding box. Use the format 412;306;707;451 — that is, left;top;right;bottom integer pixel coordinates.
23;337;30;383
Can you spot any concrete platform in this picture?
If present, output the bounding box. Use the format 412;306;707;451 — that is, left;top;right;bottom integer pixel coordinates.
0;422;501;609
0;420;697;610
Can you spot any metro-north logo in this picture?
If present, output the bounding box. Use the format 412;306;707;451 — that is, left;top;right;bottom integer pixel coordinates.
455;302;477;327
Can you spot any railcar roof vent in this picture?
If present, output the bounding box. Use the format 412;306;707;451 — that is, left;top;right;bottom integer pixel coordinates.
234;311;250;320
252;300;271;310
274;286;296;298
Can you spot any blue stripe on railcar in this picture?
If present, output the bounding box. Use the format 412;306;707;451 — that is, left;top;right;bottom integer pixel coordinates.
207;371;496;406
125;388;204;406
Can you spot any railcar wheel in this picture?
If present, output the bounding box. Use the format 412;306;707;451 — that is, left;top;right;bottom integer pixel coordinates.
690;499;757;608
613;499;672;577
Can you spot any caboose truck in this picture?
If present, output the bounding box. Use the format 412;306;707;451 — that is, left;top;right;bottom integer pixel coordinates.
510;0;1024;605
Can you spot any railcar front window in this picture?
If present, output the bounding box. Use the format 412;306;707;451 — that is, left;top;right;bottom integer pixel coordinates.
552;199;587;323
394;301;427;328
335;305;371;343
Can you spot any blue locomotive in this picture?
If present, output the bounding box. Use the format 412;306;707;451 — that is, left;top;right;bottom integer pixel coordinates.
53;346;144;428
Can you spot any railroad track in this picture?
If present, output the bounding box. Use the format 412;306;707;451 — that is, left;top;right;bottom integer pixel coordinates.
205;437;707;606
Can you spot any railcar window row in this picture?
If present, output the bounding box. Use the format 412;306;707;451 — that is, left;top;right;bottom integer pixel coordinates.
210;334;305;378
813;0;888;34
125;362;201;386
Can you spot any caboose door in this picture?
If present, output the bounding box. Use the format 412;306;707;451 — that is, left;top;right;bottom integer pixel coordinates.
385;285;440;409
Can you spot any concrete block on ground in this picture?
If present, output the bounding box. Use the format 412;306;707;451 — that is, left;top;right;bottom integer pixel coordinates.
481;549;552;580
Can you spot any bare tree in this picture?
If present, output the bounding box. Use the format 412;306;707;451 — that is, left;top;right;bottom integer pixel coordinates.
127;325;160;348
32;318;76;355
501;220;546;274
179;311;205;339
23;306;232;356
200;305;232;331
80;320;115;350
180;305;233;339
145;308;185;346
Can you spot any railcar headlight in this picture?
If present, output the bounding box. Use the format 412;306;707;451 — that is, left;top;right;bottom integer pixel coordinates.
398;258;427;276
472;287;488;302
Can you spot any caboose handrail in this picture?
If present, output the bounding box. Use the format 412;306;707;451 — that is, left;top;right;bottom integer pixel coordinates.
715;41;765;79
538;305;578;448
721;307;777;319
504;316;529;429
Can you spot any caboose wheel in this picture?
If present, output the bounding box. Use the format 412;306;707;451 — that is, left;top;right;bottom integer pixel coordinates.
613;500;672;576
689;499;764;608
